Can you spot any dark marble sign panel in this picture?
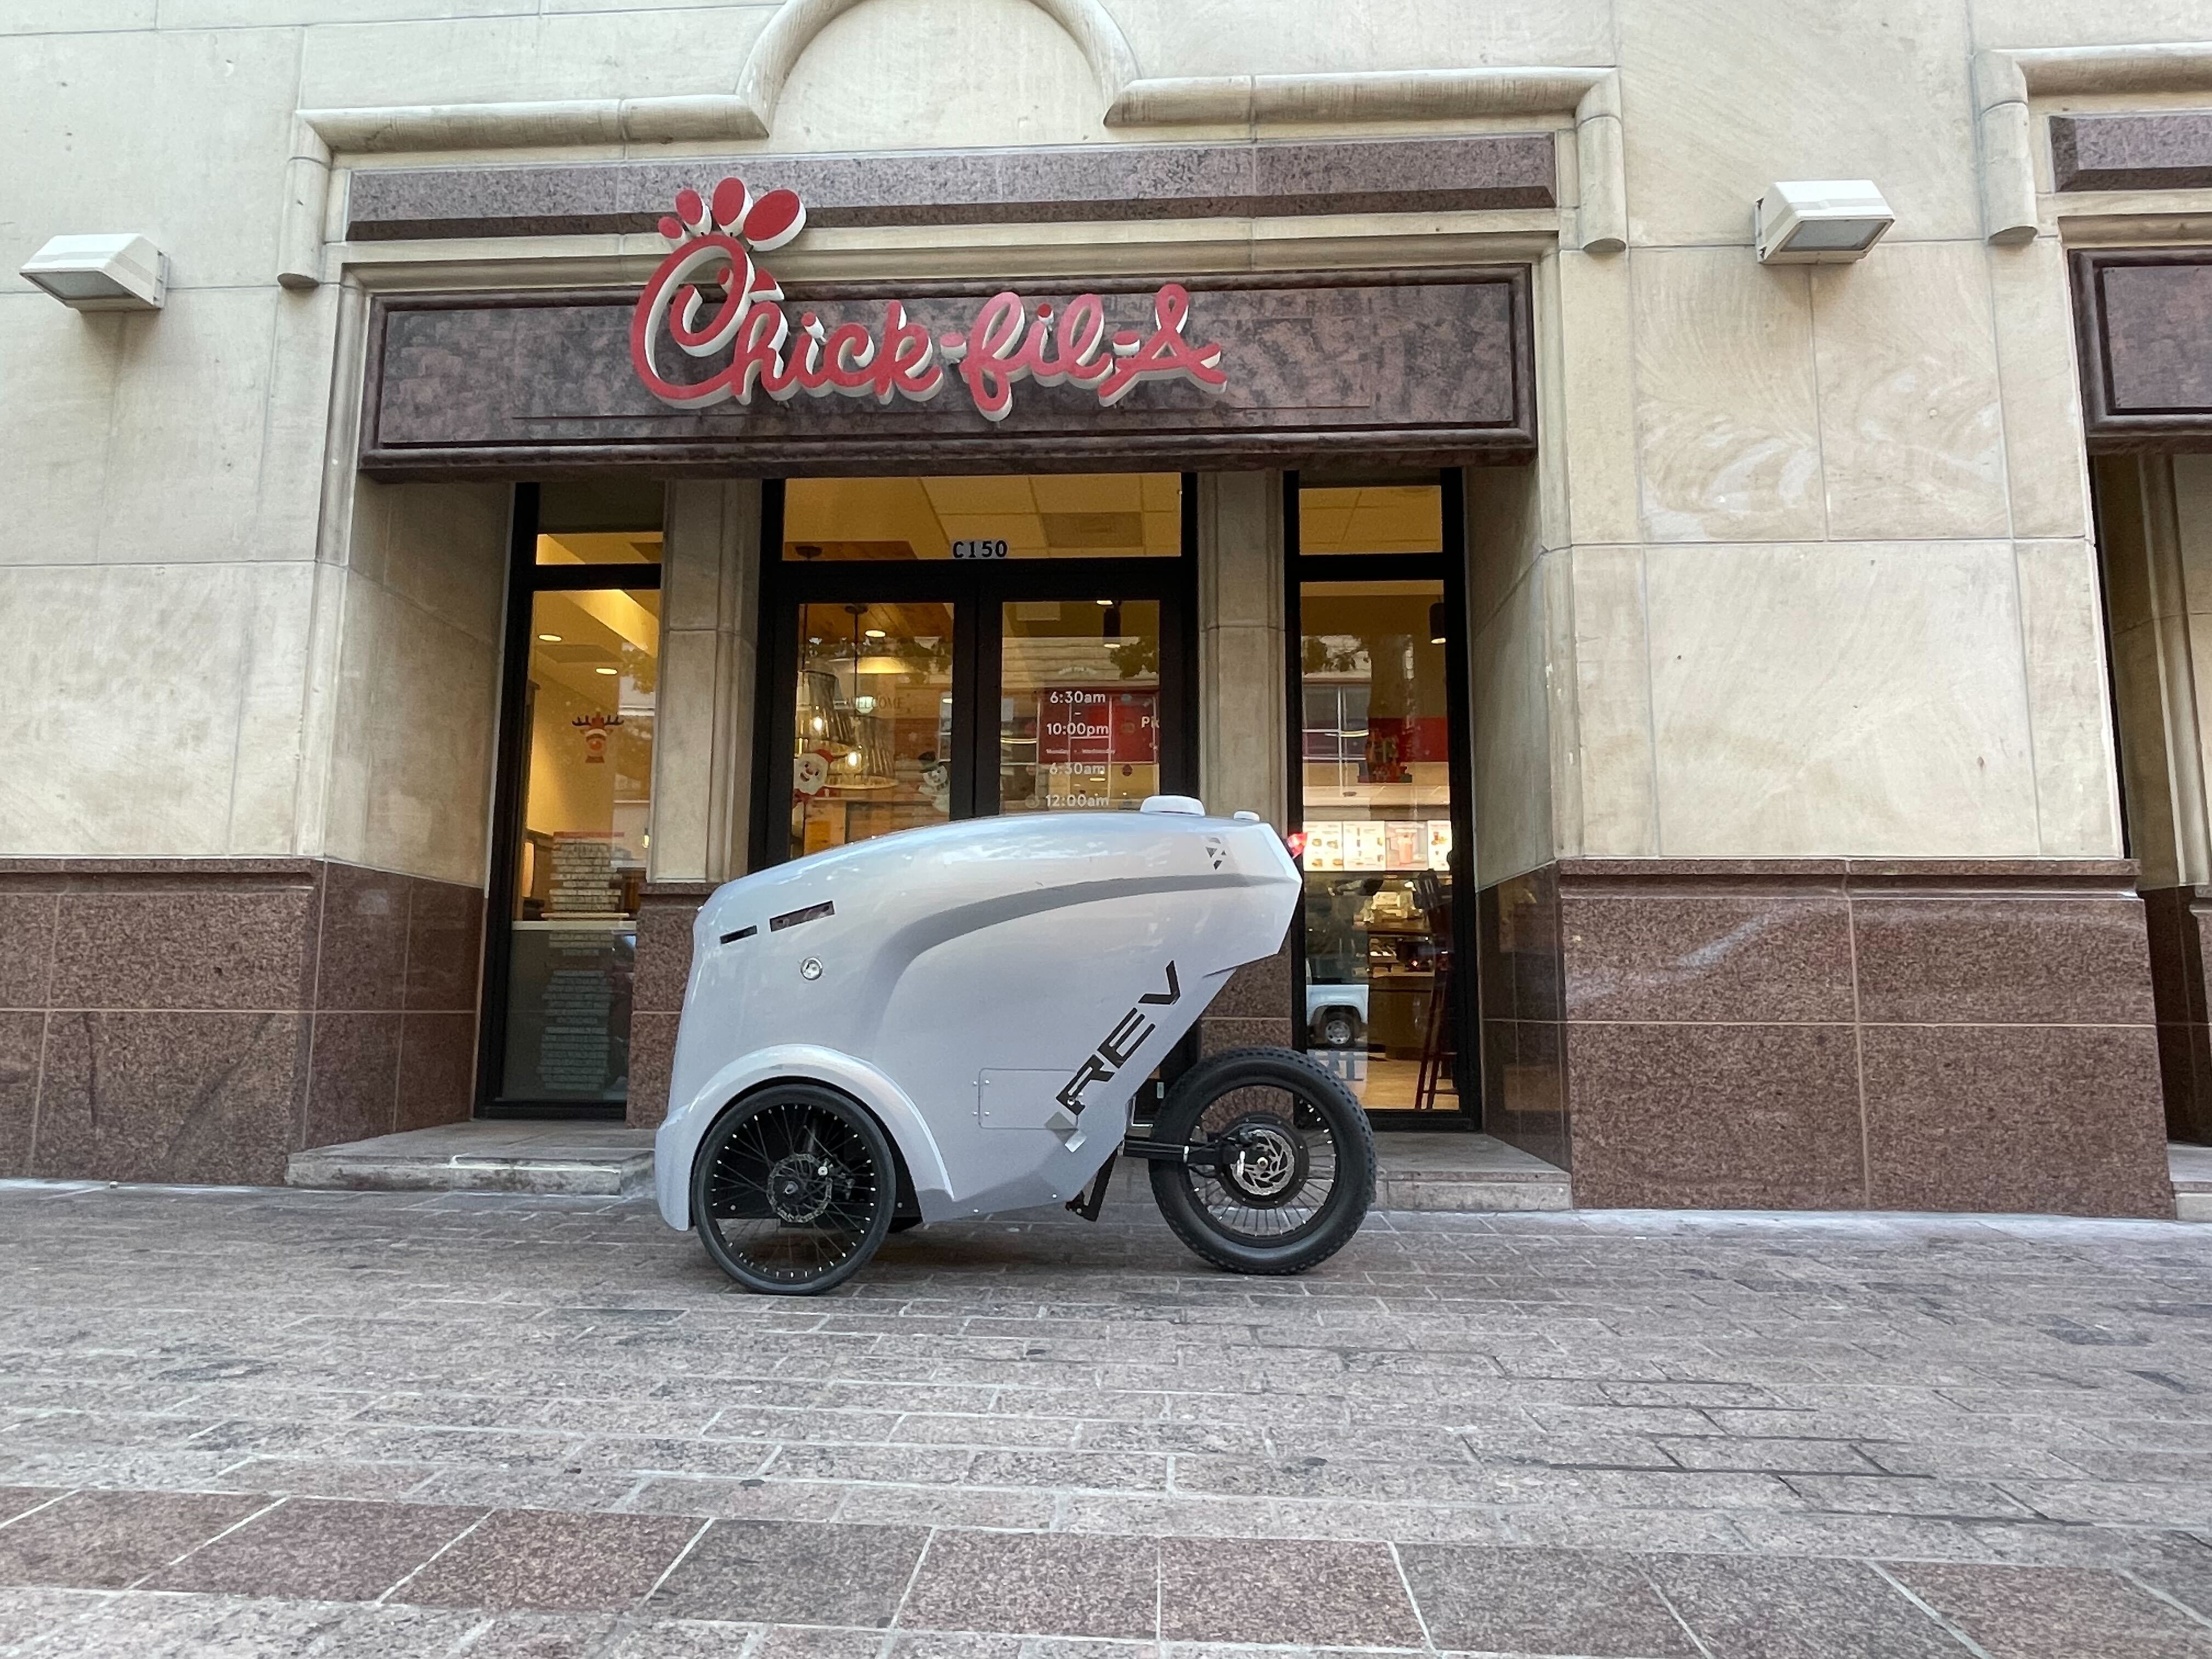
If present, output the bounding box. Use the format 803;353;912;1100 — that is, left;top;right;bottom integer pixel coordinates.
2072;250;2212;450
2051;111;2212;193
360;268;1535;477
343;134;1558;241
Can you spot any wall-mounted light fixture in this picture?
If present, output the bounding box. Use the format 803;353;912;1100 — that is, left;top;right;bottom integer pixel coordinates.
19;233;168;311
1754;181;1894;264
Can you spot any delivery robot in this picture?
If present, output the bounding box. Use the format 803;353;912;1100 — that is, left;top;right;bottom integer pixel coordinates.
654;795;1376;1294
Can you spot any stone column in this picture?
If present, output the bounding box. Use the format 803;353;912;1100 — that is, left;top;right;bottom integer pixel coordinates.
1194;470;1293;1052
631;479;763;1126
1195;471;1287;827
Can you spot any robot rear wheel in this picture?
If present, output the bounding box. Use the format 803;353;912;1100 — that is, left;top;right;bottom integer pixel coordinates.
1146;1047;1375;1276
691;1083;896;1295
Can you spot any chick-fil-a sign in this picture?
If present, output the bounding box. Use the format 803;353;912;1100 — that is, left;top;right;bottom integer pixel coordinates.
629;178;1229;421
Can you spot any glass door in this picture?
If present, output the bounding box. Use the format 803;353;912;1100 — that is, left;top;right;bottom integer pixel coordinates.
483;483;664;1115
1289;475;1475;1120
760;473;1193;867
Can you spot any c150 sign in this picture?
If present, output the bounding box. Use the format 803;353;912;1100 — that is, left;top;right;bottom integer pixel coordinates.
628;178;1229;421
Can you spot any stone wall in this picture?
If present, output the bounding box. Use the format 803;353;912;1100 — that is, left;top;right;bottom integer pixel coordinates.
1479;857;2174;1217
0;859;481;1186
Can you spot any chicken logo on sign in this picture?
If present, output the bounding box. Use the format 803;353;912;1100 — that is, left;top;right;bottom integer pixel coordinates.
629;178;1229;420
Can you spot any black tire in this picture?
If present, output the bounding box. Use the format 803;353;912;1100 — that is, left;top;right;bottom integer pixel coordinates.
1148;1046;1375;1276
690;1082;896;1295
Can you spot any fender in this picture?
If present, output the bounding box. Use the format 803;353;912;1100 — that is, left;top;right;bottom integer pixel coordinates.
653;1043;955;1232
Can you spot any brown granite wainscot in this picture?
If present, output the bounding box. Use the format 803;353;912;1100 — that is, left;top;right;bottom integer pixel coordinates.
628;879;717;1129
0;858;482;1185
1476;859;2174;1218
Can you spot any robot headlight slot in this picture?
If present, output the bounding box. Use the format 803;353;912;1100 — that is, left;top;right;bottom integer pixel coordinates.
770;900;836;933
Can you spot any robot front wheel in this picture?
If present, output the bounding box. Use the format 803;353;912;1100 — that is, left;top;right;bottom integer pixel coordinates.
690;1081;899;1296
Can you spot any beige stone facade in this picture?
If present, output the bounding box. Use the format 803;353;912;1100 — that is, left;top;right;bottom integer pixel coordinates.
4;0;2211;1210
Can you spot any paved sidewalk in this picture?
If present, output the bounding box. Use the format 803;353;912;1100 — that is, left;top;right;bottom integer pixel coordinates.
3;1184;2212;1656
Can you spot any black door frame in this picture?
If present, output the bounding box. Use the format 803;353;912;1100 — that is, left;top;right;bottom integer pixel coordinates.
478;482;667;1120
751;473;1201;871
1282;469;1481;1127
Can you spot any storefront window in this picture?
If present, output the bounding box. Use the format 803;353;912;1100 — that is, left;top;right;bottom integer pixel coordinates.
782;473;1181;559
791;600;956;859
1293;476;1462;1115
1000;600;1161;811
490;487;663;1110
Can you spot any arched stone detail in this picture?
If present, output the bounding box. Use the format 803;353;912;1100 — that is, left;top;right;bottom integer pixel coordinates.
735;0;1141;130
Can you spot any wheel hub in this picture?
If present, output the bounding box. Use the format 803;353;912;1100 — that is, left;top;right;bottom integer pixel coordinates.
766;1153;836;1224
1215;1113;1308;1206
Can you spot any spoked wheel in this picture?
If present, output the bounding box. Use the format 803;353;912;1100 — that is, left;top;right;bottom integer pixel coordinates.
690;1084;895;1295
1148;1046;1375;1275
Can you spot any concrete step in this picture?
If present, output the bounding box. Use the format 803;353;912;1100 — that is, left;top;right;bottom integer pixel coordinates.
284;1122;1568;1211
2171;1143;2212;1222
285;1123;653;1197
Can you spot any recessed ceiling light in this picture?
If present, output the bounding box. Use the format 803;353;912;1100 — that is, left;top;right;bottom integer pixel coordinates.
864;628;887;640
595;666;618;676
1096;598;1113;607
539;633;562;642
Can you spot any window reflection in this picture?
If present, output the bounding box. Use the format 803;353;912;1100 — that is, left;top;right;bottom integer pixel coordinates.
791;601;957;858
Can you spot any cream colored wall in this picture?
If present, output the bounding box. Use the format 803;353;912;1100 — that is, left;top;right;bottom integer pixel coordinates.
5;0;2208;874
317;479;508;888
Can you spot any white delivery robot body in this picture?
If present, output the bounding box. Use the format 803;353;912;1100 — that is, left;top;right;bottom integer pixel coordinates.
657;798;1378;1293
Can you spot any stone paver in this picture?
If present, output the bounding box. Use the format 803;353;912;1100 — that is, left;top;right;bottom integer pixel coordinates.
5;1182;2212;1654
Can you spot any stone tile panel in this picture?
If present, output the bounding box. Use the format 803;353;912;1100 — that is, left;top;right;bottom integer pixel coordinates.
315;862;410;1012
0;1489;268;1589
48;883;319;1012
1560;892;1855;1024
1849;895;2155;1026
31;1011;310;1186
1400;1543;1699;1657
396;1010;478;1133
0;894;57;1011
1860;1024;2174;1218
901;1531;1158;1638
144;1497;484;1602
648;1519;929;1626
396;1508;701;1613
1157;1538;1423;1645
0;1013;41;1179
302;1011;402;1150
404;875;485;1013
1564;1022;1865;1210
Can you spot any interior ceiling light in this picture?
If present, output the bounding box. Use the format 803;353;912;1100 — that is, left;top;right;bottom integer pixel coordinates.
1754;179;1894;264
595;666;618;676
539;633;562;642
864;628;887;640
1427;601;1448;645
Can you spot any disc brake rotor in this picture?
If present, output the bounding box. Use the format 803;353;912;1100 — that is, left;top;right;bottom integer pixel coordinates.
1212;1111;1311;1208
766;1152;837;1224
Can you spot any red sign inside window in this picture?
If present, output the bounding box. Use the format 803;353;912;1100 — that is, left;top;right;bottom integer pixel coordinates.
1037;689;1158;766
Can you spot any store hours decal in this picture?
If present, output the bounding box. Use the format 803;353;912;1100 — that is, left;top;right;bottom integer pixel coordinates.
629;178;1230;419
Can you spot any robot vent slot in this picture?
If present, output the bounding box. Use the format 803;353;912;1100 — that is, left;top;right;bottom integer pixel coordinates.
769;900;835;933
719;925;757;945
